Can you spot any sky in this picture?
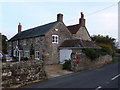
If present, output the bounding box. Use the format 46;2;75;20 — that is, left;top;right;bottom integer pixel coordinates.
0;0;119;41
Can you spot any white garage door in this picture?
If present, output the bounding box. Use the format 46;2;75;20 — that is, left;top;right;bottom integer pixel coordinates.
60;49;72;64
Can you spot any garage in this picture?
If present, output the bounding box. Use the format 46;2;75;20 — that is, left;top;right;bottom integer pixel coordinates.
60;49;72;64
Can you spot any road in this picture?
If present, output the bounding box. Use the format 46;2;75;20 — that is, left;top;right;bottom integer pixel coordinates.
23;62;120;89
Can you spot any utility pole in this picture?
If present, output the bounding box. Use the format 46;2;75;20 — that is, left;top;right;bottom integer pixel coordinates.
118;1;120;49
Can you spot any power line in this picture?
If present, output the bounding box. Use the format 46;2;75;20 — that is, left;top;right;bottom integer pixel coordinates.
86;3;118;17
65;3;118;23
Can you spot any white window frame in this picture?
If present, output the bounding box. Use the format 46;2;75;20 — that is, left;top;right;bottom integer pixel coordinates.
14;50;19;57
14;46;19;57
17;41;18;45
35;51;40;60
52;35;59;44
24;51;29;58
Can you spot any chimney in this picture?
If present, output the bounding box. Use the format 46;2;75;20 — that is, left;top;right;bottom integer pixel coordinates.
57;13;63;22
79;12;85;26
18;23;22;33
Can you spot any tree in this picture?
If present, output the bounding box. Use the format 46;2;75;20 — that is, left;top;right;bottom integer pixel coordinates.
0;33;8;54
91;35;116;50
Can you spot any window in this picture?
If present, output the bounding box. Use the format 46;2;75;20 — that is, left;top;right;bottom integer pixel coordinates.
14;50;19;57
55;28;58;31
17;41;18;45
24;51;29;58
52;35;58;44
9;44;12;47
23;40;26;45
64;38;69;40
0;53;3;58
35;51;40;60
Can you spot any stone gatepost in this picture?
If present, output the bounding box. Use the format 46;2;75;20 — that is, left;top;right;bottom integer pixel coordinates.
71;49;82;72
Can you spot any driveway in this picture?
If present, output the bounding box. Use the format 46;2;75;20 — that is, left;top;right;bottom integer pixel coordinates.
45;64;73;79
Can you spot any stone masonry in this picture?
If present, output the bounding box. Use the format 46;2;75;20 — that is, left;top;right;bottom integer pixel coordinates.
71;50;112;72
45;22;72;64
2;60;46;88
7;13;95;64
72;27;91;41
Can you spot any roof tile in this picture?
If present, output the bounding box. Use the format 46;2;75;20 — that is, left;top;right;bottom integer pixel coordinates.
67;24;80;34
60;39;100;49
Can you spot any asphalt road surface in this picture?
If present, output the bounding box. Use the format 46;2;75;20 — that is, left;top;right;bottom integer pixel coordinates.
23;62;120;89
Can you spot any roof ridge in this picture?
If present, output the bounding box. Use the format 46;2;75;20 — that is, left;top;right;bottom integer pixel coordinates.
20;21;58;33
9;21;58;41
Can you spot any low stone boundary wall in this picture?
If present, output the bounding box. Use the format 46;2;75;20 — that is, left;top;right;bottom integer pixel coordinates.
2;60;46;88
71;54;112;72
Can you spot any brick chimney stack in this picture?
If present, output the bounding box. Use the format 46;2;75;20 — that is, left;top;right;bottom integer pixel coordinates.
57;13;63;22
79;12;85;26
18;23;22;33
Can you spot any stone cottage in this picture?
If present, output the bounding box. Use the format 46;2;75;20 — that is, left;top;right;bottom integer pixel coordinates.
59;12;100;63
7;12;99;64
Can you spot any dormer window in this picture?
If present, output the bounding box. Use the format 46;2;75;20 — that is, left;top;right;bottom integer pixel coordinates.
52;35;58;44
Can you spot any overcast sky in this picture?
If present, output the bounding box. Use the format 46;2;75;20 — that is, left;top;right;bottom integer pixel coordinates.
0;0;119;41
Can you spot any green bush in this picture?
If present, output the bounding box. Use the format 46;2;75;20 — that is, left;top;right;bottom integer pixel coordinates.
82;48;100;60
100;46;112;55
115;49;120;53
112;57;120;62
2;58;5;62
82;47;113;61
62;60;71;70
24;57;28;61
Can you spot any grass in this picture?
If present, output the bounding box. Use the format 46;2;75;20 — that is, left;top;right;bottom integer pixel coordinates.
112;57;120;62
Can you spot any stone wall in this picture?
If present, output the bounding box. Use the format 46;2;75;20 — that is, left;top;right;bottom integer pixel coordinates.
71;51;112;72
2;60;46;88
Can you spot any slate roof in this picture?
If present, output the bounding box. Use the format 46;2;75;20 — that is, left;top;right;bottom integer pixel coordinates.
67;24;80;34
59;39;101;49
9;21;58;41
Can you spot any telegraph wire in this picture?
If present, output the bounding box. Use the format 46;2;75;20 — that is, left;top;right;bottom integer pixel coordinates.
86;3;118;16
65;2;118;23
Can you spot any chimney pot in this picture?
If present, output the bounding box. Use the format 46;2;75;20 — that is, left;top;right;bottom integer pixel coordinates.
57;13;63;22
81;12;84;19
79;12;85;26
18;22;22;33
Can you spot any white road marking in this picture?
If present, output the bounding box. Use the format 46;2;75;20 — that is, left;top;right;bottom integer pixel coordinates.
95;86;102;90
95;74;120;90
111;74;120;80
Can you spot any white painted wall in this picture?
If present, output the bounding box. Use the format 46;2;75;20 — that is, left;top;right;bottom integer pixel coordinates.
60;49;72;64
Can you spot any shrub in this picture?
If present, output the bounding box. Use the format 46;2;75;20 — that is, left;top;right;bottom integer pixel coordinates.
97;43;113;51
62;60;71;70
116;49;120;53
12;57;18;62
82;48;100;60
24;57;28;61
2;58;5;62
112;57;120;62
